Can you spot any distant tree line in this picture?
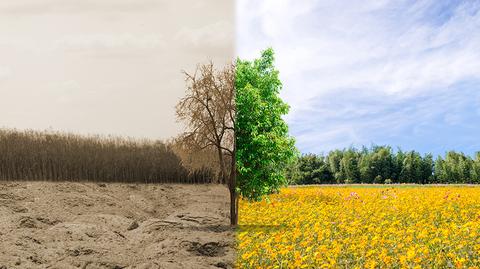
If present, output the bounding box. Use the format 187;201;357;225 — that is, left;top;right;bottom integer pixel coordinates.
0;128;218;183
287;146;480;184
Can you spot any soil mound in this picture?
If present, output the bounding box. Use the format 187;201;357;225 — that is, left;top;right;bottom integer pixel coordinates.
0;181;234;269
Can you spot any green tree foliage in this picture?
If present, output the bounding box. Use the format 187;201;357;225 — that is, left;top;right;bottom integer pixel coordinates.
421;154;435;184
434;156;447;183
340;149;360;184
393;148;405;182
236;48;298;201
357;146;394;184
438;151;474;184
327;150;344;183
471;153;480;183
289;145;478;184
400;151;421;183
287;154;333;185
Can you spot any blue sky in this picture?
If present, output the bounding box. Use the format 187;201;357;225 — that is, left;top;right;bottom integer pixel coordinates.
237;0;480;156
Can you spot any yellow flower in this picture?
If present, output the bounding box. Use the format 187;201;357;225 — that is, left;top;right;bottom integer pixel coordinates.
236;186;480;268
407;248;416;260
382;255;392;265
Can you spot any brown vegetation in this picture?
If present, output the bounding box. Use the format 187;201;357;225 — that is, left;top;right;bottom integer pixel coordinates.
0;128;216;183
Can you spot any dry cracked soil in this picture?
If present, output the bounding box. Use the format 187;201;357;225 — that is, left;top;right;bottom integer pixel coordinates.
0;181;235;269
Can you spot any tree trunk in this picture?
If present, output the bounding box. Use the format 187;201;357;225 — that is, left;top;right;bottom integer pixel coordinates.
228;149;238;226
217;148;227;183
229;187;238;226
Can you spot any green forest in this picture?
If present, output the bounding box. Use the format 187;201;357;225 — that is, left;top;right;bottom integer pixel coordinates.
288;146;480;185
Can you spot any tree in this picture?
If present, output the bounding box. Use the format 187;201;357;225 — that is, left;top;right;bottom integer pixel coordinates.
290;154;333;185
236;48;297;207
420;154;434;184
400;151;420;183
434;156;447;183
340;148;360;183
471;152;480;183
371;146;394;182
441;151;471;183
328;150;344;183
175;62;237;224
359;150;374;183
393;148;406;182
288;147;478;185
358;146;394;183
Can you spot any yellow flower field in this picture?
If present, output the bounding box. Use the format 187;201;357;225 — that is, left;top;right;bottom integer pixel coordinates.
237;186;480;268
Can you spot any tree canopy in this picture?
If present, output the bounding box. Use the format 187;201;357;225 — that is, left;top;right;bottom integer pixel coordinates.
288;146;480;185
236;48;298;201
175;62;239;225
177;48;298;225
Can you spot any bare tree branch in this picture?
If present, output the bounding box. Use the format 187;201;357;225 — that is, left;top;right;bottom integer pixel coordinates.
175;62;235;183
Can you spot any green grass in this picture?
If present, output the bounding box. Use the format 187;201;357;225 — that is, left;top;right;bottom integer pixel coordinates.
289;183;480;189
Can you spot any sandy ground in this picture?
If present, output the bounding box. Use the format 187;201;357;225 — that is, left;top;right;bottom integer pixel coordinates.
0;181;235;269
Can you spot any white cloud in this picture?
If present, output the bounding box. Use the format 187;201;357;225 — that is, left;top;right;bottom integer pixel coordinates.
237;0;480;154
175;21;234;48
52;33;166;51
0;33;166;54
0;0;234;141
0;66;12;80
0;0;166;15
289;87;480;154
237;0;480;111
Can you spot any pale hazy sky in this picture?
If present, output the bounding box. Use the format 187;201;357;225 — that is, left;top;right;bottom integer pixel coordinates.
0;0;234;140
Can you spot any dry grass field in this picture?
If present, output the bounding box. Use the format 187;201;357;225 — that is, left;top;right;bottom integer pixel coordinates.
0;181;234;269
